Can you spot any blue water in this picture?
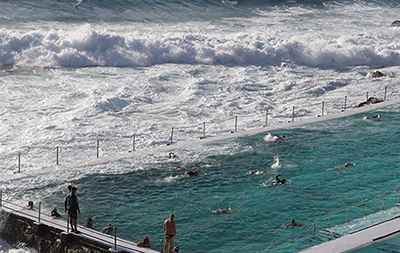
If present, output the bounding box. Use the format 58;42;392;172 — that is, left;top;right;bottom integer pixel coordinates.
1;0;400;252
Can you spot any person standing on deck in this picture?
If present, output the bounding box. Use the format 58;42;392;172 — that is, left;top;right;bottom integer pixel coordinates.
68;187;80;233
64;185;72;212
164;214;176;253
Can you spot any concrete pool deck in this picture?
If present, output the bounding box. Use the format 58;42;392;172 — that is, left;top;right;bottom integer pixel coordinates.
299;215;400;253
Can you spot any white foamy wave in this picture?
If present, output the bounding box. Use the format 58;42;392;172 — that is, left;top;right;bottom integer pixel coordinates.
271;155;280;169
1;21;400;68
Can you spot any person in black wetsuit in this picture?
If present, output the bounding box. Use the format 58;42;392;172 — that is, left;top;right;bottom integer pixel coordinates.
275;175;286;184
68;187;80;233
185;170;198;177
64;185;72;213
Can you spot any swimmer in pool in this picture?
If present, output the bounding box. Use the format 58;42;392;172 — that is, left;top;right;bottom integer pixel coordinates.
185;170;198;177
211;206;242;215
332;163;354;171
251;170;267;175
273;135;286;141
283;219;300;228
275;175;286;184
364;113;381;120
176;166;186;171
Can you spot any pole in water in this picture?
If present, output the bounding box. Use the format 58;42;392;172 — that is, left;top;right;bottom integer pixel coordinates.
344;96;347;112
264;110;268;127
0;190;2;207
384;87;387;101
18;153;21;173
202;122;206;139
97;140;100;158
366;92;369;102
56;147;59;165
160;239;164;253
235;116;238;132
132;134;136;151
167;127;174;145
321;101;324;116
292;106;295;122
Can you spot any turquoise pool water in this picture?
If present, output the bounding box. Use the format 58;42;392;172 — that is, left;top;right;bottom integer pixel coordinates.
20;105;400;253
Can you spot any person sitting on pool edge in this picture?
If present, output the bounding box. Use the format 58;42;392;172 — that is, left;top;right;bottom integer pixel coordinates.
137;237;151;247
283;219;300;228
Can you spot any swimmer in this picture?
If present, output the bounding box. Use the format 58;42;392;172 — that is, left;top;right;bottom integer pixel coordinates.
211;206;242;215
100;223;114;234
250;170;267;175
273;135;286;141
332;163;354;171
137;237;151;248
364;113;381;120
283;219;300;228
176;166;186;171
185;170;198;177
168;152;176;158
51;208;62;218
27;201;36;211
275;175;286;184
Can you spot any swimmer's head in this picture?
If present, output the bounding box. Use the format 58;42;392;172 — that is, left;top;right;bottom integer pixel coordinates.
282;179;286;184
108;223;113;228
282;135;286;138
28;201;33;206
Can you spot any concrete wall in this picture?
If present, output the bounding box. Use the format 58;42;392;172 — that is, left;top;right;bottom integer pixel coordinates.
0;210;113;253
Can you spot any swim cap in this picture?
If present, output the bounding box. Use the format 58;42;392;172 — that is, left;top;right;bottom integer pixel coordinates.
108;223;113;228
173;246;180;252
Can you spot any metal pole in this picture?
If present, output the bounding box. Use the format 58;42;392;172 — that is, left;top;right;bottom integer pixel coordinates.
365;203;367;216
321;101;324;116
169;127;174;145
114;227;117;251
39;202;41;223
235;116;237;132
382;197;385;210
67;213;70;232
132;134;136;151
366;92;369;101
97;140;100;158
384;87;387;101
347;208;349;221
56;147;59;165
0;190;2;207
202;122;206;139
292;106;295;122
160;239;164;253
265;110;268;127
344;96;347;112
18;153;21;173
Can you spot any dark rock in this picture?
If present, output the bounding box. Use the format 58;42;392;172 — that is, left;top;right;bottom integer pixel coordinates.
357;97;384;107
391;20;400;26
371;71;384;78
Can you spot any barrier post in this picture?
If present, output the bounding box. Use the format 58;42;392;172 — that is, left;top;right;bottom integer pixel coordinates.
18;153;21;173
39;202;41;223
235;116;238;132
114;227;117;251
160;239;164;253
0;190;2;207
97;140;100;158
382;197;385;210
167;127;174;145
384;87;387;101
292;106;295;122
366;92;369;101
202;122;206;139
321;101;324;116
344;96;347;112
264;110;268;127
56;147;59;165
347;208;349;221
67;213;70;232
132;134;136;151
365;203;368;216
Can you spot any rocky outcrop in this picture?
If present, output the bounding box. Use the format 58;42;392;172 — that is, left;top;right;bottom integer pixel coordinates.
391;20;400;26
371;71;384;78
357;97;384;108
0;211;110;253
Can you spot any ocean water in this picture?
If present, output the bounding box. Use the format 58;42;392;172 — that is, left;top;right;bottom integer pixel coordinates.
1;0;400;252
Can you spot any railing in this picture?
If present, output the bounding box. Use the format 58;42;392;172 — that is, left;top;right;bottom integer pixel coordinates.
308;181;400;233
0;190;163;252
6;88;393;174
